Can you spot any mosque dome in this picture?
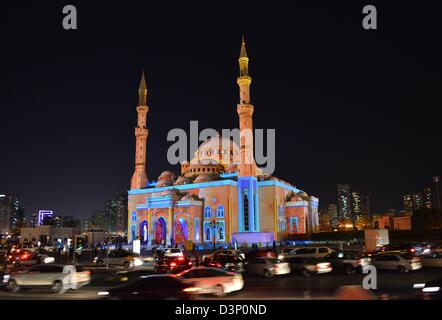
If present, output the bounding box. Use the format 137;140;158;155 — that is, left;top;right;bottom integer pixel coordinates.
194;174;212;183
157;180;173;187
158;170;177;180
191;135;240;167
290;196;303;202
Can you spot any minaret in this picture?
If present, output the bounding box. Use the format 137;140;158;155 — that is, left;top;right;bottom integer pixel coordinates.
130;71;149;190
237;35;255;177
236;36;259;233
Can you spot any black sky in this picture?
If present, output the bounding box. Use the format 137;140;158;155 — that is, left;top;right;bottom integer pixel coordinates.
1;1;441;219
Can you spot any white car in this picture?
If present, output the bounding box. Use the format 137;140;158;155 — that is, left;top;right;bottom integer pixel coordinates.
94;249;144;268
287;247;334;259
246;257;290;277
372;253;422;272
163;248;184;257
177;267;244;296
4;264;91;293
421;250;442;267
202;249;245;262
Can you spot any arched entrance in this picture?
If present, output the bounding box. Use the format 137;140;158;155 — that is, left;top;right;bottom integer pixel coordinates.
139;220;148;245
155;217;167;245
130;225;136;242
174;217;189;244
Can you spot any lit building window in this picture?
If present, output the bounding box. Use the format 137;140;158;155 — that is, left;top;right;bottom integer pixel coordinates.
217;205;225;218
204;206;211;218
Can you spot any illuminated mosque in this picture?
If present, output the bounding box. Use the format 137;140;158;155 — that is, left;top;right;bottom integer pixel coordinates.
127;38;319;246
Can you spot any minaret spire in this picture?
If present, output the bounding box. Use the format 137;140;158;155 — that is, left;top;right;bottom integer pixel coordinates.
138;70;147;106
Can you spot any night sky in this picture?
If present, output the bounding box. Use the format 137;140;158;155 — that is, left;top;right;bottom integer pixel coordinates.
1;1;441;219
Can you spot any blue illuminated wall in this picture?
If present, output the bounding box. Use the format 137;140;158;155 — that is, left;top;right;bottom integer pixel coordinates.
238;176;259;232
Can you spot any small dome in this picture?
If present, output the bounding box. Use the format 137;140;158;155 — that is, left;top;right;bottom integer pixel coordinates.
158;170;176;179
194;174;212;183
290;196;303;202
157;180;173;187
174;176;190;185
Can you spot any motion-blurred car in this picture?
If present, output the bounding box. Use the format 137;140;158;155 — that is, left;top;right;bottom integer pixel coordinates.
277;247;296;260
246;249;276;260
202;249;245;262
414;277;442;300
284;257;332;277
97;274;198;300
12;252;55;267
286;247;334;259
203;254;245;272
20;243;38;253
371;253;422;272
378;242;425;256
420;249;442;267
154;256;193;274
4;264;91;293
246;257;290;277
326;251;371;274
94;249;144;268
177;267;244;297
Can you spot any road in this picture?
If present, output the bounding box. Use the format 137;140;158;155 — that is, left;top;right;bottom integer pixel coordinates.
1;267;441;300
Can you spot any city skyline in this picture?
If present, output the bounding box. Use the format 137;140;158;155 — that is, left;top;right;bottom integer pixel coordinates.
1;2;442;219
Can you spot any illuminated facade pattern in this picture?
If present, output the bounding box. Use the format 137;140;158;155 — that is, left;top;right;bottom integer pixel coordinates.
127;38;320;246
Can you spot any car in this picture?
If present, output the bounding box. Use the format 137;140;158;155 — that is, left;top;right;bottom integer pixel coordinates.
414;277;442;300
6;249;30;263
371;253;422;272
97;274;198;300
20;243;38;253
246;257;290;277
163;248;184;258
377;242;423;256
12;252;55;267
420;249;442;267
202;249;245;262
154;256;193;274
277;247;296;260
176;267;244;297
286;247;334;259
326;251;371;274
3;264;91;293
245;249;276;260
284;257;333;277
94;249;144;268
203;254;245;272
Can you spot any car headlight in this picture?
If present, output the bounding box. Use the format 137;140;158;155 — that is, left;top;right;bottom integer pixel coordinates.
423;286;440;293
134;258;144;267
2;275;10;283
97;291;110;296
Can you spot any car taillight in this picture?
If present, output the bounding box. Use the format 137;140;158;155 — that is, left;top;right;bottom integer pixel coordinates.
188;262;192;265
410;248;416;253
170;262;177;267
183;286;201;293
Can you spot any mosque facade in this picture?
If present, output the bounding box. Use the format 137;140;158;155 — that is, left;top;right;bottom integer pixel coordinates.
127;38;319;247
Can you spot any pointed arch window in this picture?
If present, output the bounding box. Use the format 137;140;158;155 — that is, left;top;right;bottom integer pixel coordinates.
217;205;225;218
204;206;212;218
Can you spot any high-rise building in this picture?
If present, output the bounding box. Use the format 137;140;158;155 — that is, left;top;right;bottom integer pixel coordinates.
412;193;423;211
422;187;433;209
105;193;128;232
432;176;442;209
361;194;370;216
318;206;332;232
0;193;25;233
328;203;338;229
403;194;413;213
351;190;362;224
337;184;352;226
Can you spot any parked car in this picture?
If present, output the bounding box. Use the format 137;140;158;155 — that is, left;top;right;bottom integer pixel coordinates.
12;252;55;267
246;257;290;277
326;251;371;274
246;249;276;261
284;257;333;277
371;253;422;272
202;249;245;262
203;254;245;272
97;274;199;300
177;267;244;297
4;264;91;293
420;249;442;268
20;243;38;253
154;256;193;274
285;247;334;259
94;249;144;268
